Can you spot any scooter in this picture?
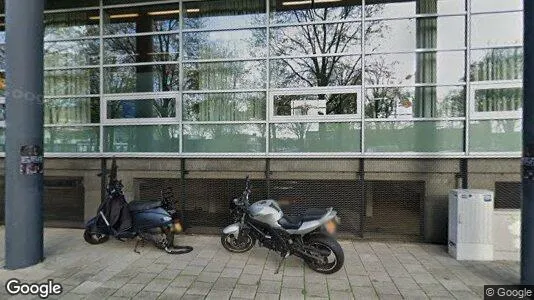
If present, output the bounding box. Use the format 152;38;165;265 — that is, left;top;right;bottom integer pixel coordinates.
83;159;192;254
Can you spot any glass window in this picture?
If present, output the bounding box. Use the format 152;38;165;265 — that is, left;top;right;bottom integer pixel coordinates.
0;128;4;152
183;0;266;30
471;86;522;116
471;12;523;47
104;34;179;64
46;0;99;9
470;48;523;82
45;39;100;68
271;55;362;88
105;125;180;152
183;92;266;121
364;121;464;152
0;103;5;121
469;119;521;152
270;23;361;56
45;126;100;153
104;0;175;4
183;60;266;90
45;98;100;124
184;29;266;59
0;72;5;96
183;124;266;153
270;122;360;152
365;51;465;85
472;0;522;13
365;86;465;118
44;10;100;41
103;4;180;35
365;0;465;18
45;69;100;96
107;98;176;119
270;0;362;23
274;92;359;117
104;64;179;94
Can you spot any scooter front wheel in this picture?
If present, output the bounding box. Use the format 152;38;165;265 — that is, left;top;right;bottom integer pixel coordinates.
83;229;109;245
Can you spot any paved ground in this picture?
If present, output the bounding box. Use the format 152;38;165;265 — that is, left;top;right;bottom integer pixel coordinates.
0;228;520;299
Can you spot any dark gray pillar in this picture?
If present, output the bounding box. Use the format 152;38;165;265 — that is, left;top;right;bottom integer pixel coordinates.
522;0;534;285
4;0;45;269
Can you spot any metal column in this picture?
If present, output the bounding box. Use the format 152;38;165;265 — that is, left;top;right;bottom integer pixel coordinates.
4;0;45;269
522;0;534;285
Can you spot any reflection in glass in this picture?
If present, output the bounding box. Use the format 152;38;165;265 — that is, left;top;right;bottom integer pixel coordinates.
471;13;523;47
45;40;100;67
104;4;180;35
274;93;358;117
183;92;266;121
365;0;464;18
472;0;522;13
45;69;100;96
474;87;522;113
105;125;180;152
184;60;266;90
0;103;5;121
45;98;100;124
470;48;523;82
44;10;100;40
365;121;464;152
0;72;5;96
45;127;100;152
470;120;521;152
184;29;266;59
183;0;266;29
47;0;99;9
108;99;176;119
271;55;362;88
104;35;179;64
183;124;266;152
270;122;360;152
270;23;361;56
270;0;361;23
104;64;179;93
365;86;465;118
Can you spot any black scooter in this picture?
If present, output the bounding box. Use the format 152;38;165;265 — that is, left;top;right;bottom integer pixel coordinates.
83;159;192;254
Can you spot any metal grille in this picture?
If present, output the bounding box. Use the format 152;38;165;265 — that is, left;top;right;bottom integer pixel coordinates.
495;181;521;209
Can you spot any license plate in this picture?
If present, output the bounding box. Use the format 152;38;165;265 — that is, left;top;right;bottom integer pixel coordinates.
325;220;337;234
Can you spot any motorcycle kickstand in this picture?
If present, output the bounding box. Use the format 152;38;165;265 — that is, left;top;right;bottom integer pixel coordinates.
274;252;290;274
133;237;145;254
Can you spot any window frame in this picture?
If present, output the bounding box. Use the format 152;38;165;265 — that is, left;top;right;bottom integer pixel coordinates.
469;81;522;119
102;92;180;124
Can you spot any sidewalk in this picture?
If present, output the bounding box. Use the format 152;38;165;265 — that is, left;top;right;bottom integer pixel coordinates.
0;228;519;299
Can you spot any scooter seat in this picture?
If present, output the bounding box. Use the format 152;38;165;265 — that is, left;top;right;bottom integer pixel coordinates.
128;200;162;212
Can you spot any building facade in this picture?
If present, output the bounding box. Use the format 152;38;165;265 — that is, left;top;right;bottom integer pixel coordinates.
0;0;524;243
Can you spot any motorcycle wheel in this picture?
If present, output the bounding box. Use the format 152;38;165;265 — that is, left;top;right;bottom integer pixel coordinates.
83;229;109;245
221;232;255;253
304;235;344;274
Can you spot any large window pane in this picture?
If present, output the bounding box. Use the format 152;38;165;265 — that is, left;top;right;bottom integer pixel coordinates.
270;23;361;56
45;127;100;153
104;34;179;64
472;0;522;13
473;87;522;114
184;0;266;30
47;0;99;9
469;119;521;152
184;60;266;90
104;64;179;93
183;124;266;153
44;10;100;40
104;4;180;35
365;86;465;118
104;0;175;4
365;0;465;18
471;12;523;47
184;29;266;60
45;69;100;96
45;39;100;68
107;98;176;119
183;92;266;121
274;93;359;117
270;0;362;23
364;121;464;152
270;122;360;152
105;125;180;152
365;51;465;85
45;98;100;124
271;55;362;88
470;48;523;82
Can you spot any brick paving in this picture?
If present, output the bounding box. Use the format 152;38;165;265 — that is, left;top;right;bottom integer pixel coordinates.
0;228;519;299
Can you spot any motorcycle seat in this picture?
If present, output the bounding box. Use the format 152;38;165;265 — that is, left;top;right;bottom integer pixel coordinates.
278;215;302;230
128;200;162;212
278;208;329;230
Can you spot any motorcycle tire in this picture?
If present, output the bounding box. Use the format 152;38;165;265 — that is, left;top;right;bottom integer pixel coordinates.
304;235;344;274
83;229;109;245
221;232;255;253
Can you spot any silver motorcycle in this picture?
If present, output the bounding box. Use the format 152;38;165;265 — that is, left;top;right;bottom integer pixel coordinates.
221;177;344;274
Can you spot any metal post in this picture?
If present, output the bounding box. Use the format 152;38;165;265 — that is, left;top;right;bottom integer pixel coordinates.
359;158;365;238
4;0;45;269
522;0;534;285
460;158;468;189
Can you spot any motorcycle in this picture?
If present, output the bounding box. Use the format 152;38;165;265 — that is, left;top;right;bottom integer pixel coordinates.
221;177;344;274
83;158;192;254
